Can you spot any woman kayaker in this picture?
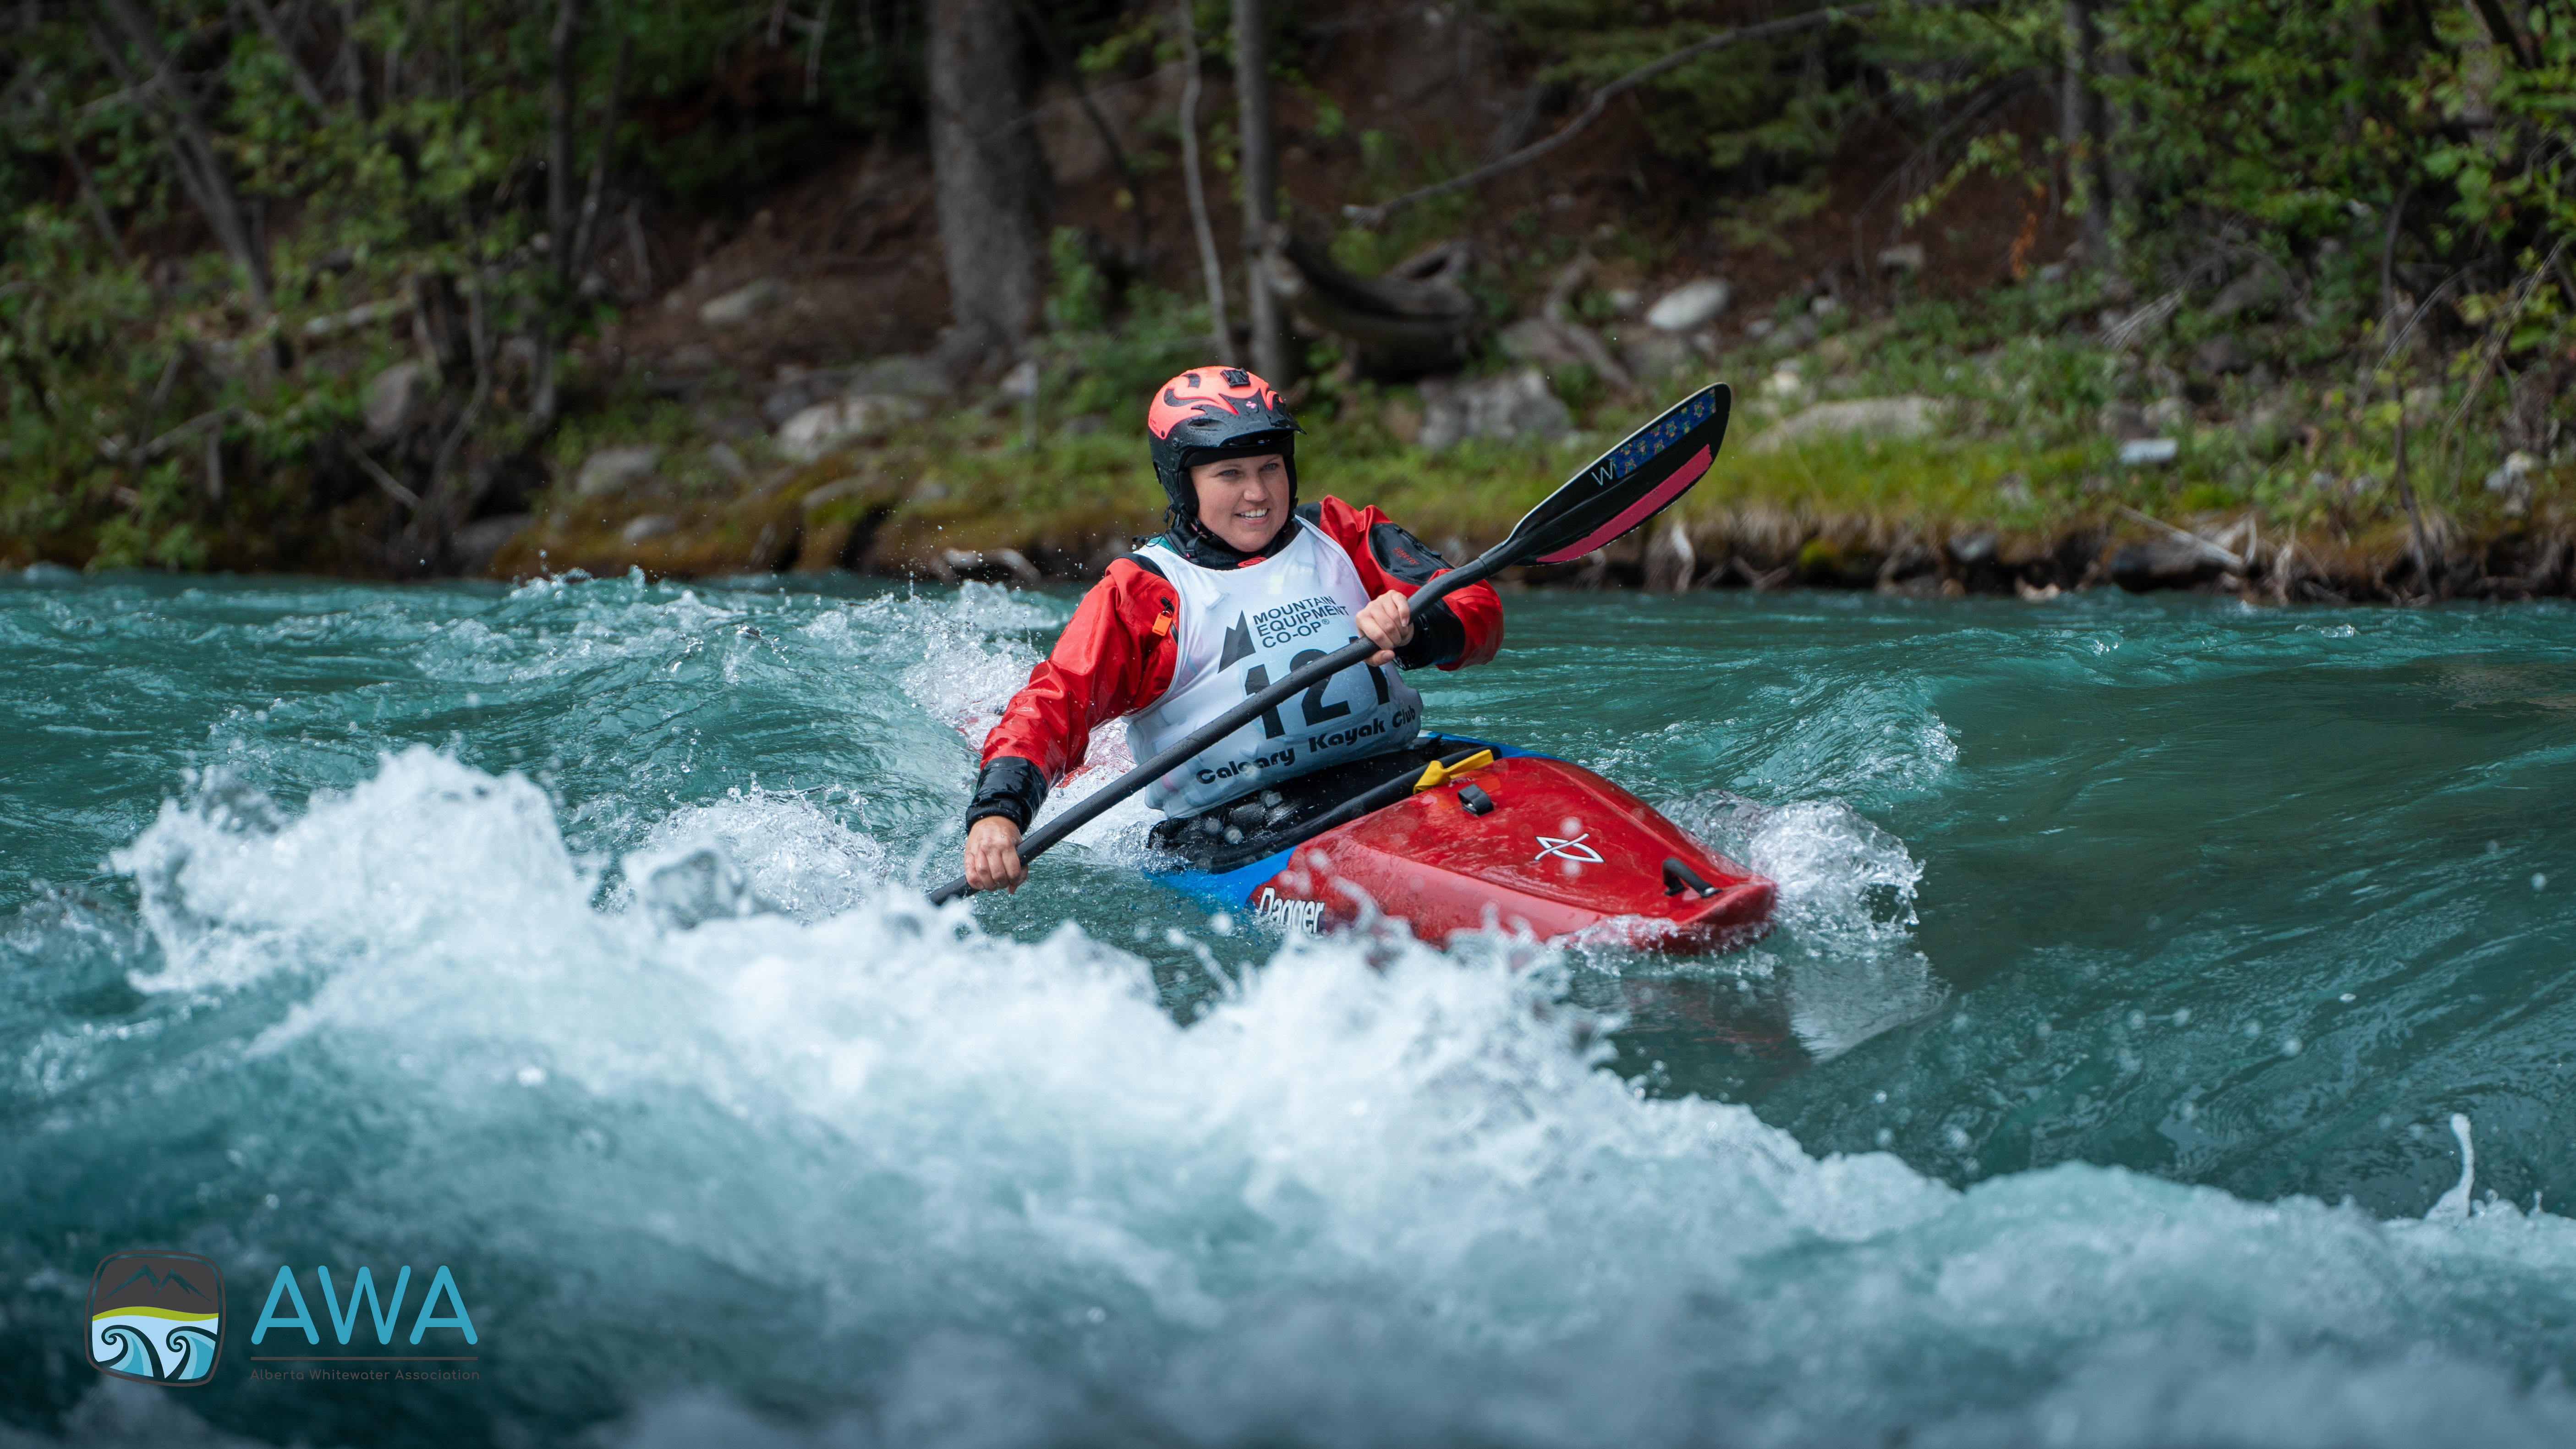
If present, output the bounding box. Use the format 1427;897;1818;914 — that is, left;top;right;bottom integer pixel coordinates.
960;366;1504;893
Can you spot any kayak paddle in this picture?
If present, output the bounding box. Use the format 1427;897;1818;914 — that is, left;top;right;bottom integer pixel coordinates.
928;381;1732;904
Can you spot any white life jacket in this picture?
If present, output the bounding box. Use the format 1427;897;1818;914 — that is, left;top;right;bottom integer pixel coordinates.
1130;524;1423;815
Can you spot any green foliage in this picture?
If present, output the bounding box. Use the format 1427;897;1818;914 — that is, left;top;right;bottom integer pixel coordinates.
1714;178;1833;258
1046;228;1113;335
1040;229;1215;418
0;0;946;571
1902;135;2032;230
1492;0;1861;185
7;0;2570;577
2176;481;2237;512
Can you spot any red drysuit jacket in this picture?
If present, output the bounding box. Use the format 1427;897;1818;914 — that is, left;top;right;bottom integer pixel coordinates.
968;496;1503;829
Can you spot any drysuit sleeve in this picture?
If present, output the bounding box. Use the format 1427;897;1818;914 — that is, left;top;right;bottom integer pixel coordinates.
969;558;1180;832
1303;495;1503;671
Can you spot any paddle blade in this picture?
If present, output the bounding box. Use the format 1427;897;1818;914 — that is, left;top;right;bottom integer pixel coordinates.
1496;384;1731;568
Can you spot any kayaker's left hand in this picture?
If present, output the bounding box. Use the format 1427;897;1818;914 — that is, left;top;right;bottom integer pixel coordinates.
1354;590;1413;666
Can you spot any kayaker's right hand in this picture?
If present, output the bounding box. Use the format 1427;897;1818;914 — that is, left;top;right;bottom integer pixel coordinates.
1353;589;1414;666
963;816;1027;894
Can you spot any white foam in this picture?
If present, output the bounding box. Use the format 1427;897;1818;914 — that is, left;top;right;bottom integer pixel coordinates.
38;752;2576;1447
1655;792;1945;1056
2429;1112;2477;1221
1747;801;1948;1055
618;787;889;925
893;582;1145;861
893;582;1069;744
110;749;596;994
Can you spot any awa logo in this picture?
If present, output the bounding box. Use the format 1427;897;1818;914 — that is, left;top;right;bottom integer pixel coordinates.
250;1264;477;1350
90;1251;223;1386
1533;832;1603;864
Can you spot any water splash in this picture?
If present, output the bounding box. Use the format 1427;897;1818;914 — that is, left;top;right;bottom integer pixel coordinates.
617;786;889;925
2430;1113;2477;1221
8;751;2571;1446
893;582;1142;858
1657;791;1944;1057
893;582;1065;741
14;581;2576;1448
109;749;593;995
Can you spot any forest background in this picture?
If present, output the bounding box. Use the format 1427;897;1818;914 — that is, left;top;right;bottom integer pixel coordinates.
2;0;2570;600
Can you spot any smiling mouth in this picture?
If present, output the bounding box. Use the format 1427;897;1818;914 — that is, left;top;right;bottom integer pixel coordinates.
1233;508;1270;521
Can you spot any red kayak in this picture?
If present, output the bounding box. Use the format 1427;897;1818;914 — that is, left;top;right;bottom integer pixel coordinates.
1149;735;1775;952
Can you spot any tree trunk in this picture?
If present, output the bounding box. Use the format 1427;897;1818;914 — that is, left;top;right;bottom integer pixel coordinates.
926;0;1045;375
1008;0;1149;265
1232;0;1292;382
532;0;581;424
1175;0;1234;362
2060;0;2109;263
571;28;633;283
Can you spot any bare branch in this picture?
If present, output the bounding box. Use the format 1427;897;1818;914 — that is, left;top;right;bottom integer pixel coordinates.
143;407;239;458
2438;235;2570;468
54;119;132;265
2116;505;2243;571
806;0;833;101
354;448;422;509
2370;270;2467;378
1846;75;2027;290
239;0;331;112
89;0;277;316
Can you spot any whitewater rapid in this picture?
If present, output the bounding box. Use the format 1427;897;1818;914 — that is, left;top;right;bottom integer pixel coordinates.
5;571;2575;1447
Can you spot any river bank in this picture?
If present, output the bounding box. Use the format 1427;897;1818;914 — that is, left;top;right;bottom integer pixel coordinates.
481;313;2574;604
460;228;2576;606
19;298;2566;604
494;473;2576;606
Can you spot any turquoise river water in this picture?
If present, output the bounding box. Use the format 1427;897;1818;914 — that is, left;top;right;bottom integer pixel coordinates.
3;567;2574;1447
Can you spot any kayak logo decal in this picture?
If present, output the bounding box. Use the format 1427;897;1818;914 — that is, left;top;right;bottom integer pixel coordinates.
1254;887;1326;933
1533;833;1603;864
1219;614;1256;670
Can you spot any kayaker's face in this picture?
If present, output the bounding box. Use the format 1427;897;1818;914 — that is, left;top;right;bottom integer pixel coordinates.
1190;454;1288;553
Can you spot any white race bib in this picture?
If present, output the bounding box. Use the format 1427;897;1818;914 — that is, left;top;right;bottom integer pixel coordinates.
1130;527;1423;815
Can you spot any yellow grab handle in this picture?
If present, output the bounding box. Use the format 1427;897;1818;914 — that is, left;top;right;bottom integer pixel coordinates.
1412;749;1496;793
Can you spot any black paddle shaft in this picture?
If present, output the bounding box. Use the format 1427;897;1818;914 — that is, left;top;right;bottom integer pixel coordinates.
927;383;1732;905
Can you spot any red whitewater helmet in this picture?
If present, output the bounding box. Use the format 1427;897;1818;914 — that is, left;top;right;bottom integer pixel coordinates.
1147;366;1300;516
